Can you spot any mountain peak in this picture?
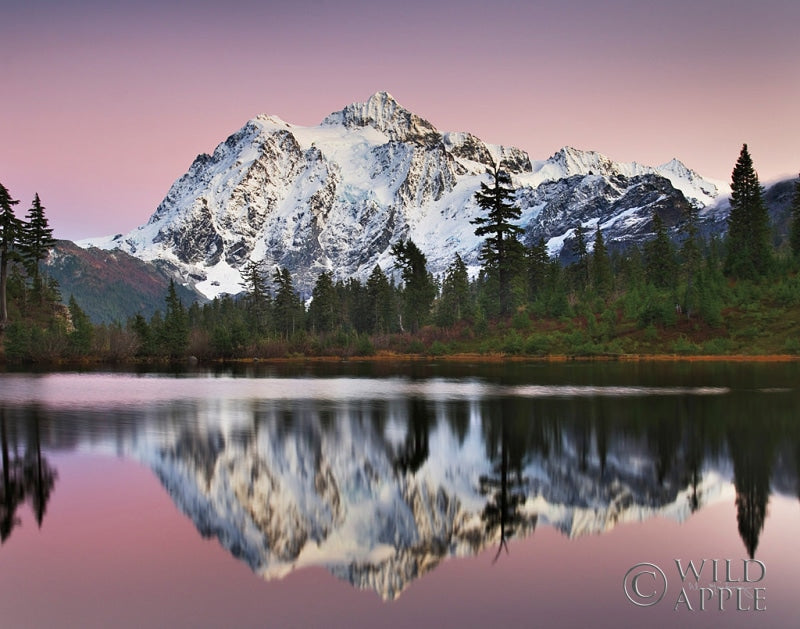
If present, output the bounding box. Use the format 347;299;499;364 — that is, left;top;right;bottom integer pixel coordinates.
367;90;397;106
253;113;291;128
322;91;438;141
551;146;616;176
659;157;691;176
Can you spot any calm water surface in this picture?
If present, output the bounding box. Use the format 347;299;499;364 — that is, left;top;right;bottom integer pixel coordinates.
1;362;798;628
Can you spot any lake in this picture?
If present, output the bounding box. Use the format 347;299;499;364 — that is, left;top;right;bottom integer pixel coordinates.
1;361;798;628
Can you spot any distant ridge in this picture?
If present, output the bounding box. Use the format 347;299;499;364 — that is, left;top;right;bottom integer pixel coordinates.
45;240;204;323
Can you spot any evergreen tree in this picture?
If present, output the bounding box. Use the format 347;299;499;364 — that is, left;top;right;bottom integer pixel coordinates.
542;259;570;317
390;239;436;332
617;245;645;291
571;224;589;290
725;144;772;279
474;268;499;321
21;194;56;287
162;280;189;358
365;265;395;333
591;226;612;295
0;182;23;331
147;311;164;353
526;238;549;300
187;301;202;328
644;211;677;289
471;163;523;315
130;313;154;357
239;260;270;334
45;277;61;304
272;267;304;339
695;261;725;327
308;271;340;334
436;253;473;327
67;295;93;355
239;260;268;301
680;205;702;317
789;173;800;261
341;277;369;333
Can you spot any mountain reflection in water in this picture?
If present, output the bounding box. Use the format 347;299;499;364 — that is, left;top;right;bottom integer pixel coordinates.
1;373;798;601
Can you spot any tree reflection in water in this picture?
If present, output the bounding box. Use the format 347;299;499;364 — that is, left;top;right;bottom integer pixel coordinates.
393;398;431;475
727;398;776;559
480;399;534;562
0;378;798;596
0;409;25;542
1;408;58;544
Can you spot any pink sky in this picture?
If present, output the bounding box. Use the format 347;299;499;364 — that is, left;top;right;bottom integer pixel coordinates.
1;0;798;240
2;453;798;627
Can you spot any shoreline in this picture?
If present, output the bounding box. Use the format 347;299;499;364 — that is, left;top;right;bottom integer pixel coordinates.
2;351;799;370
207;352;800;365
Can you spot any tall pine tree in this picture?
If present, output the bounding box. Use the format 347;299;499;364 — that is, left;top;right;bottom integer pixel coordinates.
725;144;772;279
471;163;523;315
526;237;549;300
239;260;271;334
365;265;395;334
436;253;473;327
391;239;436;332
308;271;340;334
68;295;93;355
644;211;677;289
571;224;589;290
0;182;23;331
21;193;56;287
341;277;369;333
591;226;612;295
272;267;304;339
680;205;702;317
162;279;189;358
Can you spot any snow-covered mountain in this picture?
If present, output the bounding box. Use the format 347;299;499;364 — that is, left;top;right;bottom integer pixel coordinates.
79;92;728;298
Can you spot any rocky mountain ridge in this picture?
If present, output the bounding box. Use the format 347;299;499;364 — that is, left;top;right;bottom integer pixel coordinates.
79;92;731;298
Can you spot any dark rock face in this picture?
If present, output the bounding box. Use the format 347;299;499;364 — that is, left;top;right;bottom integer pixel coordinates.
444;132;495;169
520;173;703;264
155;200;224;266
763;178;797;248
499;146;533;174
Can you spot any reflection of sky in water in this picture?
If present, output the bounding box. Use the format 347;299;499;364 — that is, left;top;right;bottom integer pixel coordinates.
1;452;797;629
1;369;799;628
0;373;732;409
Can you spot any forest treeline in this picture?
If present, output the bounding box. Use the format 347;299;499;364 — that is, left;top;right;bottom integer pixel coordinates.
2;145;800;363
